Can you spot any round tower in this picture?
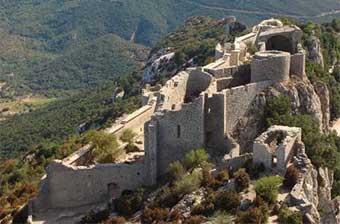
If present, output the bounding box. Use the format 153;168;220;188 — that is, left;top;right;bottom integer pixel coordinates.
251;50;291;83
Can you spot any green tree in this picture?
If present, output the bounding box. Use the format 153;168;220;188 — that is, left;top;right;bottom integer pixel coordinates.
278;206;303;224
85;130;123;163
120;129;137;144
255;176;283;205
184;149;209;169
234;169;250;192
168;161;186;181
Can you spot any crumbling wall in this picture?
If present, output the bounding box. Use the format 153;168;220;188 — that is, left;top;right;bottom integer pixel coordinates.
220;153;253;171
160;71;189;110
290;51;306;78
253;126;301;173
185;68;212;99
155;96;205;176
32;161;145;212
224;81;272;134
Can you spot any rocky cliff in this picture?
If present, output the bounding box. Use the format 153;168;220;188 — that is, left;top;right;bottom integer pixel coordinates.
233;75;330;151
231;74;338;223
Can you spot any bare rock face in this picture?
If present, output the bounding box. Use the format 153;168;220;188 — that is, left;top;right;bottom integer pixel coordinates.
143;48;176;83
306;36;325;68
284;142;337;224
314;81;331;132
233;78;329;151
170;188;205;219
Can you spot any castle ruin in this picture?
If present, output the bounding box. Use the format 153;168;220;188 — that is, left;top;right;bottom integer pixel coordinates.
30;18;308;221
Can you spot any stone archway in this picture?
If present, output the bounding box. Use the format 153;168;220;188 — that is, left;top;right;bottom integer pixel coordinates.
266;35;293;53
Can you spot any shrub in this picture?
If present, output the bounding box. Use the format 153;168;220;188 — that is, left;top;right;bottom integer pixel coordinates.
278;206;303;224
153;186;181;208
105;216;126;224
169;209;182;222
192;201;215;217
216;170;229;183
80;209;110;224
124;143;139;153
244;160;265;179
284;165;300;189
234;169;250;192
255;176;283;205
168;161;186;181
85;130;123;163
174;170;202;196
120;129;137;144
184;149;209;169
207;211;235;224
114;189;144;216
184;215;205;224
215;190;240;213
202;169;222;190
236;205;268;224
142;207;169;224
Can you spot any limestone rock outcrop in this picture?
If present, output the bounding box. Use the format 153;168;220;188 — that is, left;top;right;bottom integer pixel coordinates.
306;36;325;68
233;77;330;151
285;141;335;224
143;48;177;83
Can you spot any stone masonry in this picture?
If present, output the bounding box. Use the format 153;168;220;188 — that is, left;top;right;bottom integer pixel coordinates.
31;18;309;220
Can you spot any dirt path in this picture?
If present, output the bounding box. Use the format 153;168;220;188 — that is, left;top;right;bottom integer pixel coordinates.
184;0;340;19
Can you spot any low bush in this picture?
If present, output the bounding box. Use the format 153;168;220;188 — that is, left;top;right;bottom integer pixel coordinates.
184;149;209;169
284;165;300;189
80;209;110;224
202;169;222;190
216;170;229;183
120;129;137;144
142;207;169;224
215;190;241;213
174;170;202;196
192;201;215;217
85;130;123;163
236;204;269;224
278;206;303;224
104;216;126;224
234;169;250;192
114;189;144;216
152;186;181;208
255;176;283;205
168;161;186;181
184;215;205;224
208;211;235;224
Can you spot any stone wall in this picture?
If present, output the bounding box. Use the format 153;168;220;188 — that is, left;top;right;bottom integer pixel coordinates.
185;68;212;99
153;96;205;176
107;97;157;138
159;71;189;110
219;153;253;171
224;81;272;133
32;161;145;213
290;51;306;78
